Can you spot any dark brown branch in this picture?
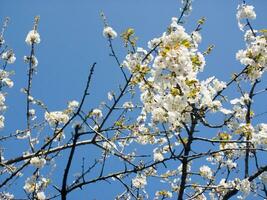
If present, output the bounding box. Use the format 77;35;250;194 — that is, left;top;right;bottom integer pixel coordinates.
178;114;197;200
245;80;259;178
107;37;128;81
61;125;81;200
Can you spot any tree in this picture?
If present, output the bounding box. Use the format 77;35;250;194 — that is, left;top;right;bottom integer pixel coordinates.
0;0;267;199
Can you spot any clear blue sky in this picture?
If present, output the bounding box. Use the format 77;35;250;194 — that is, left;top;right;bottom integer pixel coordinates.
1;0;267;199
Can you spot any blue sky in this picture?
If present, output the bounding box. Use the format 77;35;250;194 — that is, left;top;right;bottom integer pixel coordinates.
1;0;267;199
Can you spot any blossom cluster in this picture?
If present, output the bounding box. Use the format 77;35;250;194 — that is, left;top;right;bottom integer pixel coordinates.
44;100;79;127
236;29;267;81
236;4;256;31
0;20;15;129
208;178;251;200
23;176;49;200
123;17;228;131
1;1;267;199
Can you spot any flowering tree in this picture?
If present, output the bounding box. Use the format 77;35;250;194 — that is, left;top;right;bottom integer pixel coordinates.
0;0;267;199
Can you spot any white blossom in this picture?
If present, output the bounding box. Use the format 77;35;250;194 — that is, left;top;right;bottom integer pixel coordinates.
30;157;46;168
23;176;49;195
220;108;233;115
148;37;161;49
68;100;79;111
236;30;267;82
224;159;237;169
237;4;256;20
155;190;172;199
199;165;213;179
24;55;39;68
236;4;256;31
2;77;13;88
23;177;36;193
91;108;103;118
192;31;202;44
252;123;267;148
103;26;117;39
45;111;69;126
122;101;134;110
36;192;46;200
0;115;5;129
1;50;16;64
0;35;5;45
102;141;117;151
181;0;193;16
153;150;164;162
0;192;14;200
0;93;6;111
259;171;267;184
244;30;257;43
107;91;114;101
25;30;41;45
236;178;251;198
29;109;35;116
132;174;147;188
